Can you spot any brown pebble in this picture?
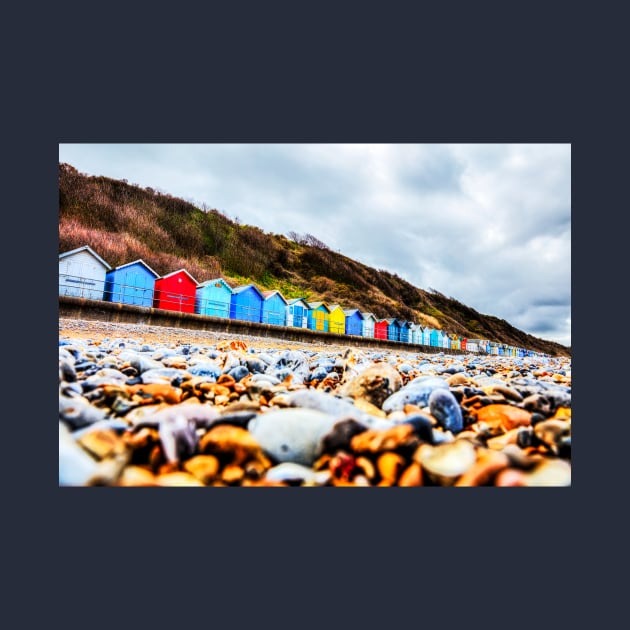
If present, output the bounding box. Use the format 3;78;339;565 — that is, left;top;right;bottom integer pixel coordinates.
313;453;333;471
184;455;221;484
124;427;159;449
117;466;158;486
355;456;376;481
350;423;417;453
352;397;387;417
415;440;477;486
551;407;571;421
220;400;261;413
199;425;266;465
244;460;268;480
241;478;288;487
377;452;406;484
78;429;128;460
161;357;188;369
221;464;245;485
446;373;469;386
217;339;248;352
398;462;423;486
486;428;522;450
149;444;165;471
158;461;180;475
337;362;403;408
455;449;510;486
489;385;524;402
156;472;205;486
534;419;570;455
127;383;182;404
217;374;236;388
474;404;532;432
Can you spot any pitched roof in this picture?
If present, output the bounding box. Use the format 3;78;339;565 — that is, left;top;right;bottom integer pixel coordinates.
343;309;363;318
157;268;199;284
109;259;159;277
307;302;331;312
197;278;233;291
59;245;111;270
287;298;309;306
262;290;288;305
327;304;345;314
360;312;377;321
232;283;266;299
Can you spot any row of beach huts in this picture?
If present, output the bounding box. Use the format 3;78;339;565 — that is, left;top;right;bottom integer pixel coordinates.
58;245;547;357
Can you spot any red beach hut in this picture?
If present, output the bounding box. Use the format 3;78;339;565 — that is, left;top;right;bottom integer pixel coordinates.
152;269;198;313
374;319;389;340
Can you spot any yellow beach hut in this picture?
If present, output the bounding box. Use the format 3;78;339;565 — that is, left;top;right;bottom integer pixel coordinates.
327;304;346;335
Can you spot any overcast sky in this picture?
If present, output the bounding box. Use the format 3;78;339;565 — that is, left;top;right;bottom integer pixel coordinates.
58;143;571;347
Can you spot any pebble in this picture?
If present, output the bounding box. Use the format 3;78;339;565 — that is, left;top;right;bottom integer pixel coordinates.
59;318;571;486
382;376;449;412
248;408;338;466
428;389;464;434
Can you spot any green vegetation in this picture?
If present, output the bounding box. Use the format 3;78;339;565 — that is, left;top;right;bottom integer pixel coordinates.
58;163;570;356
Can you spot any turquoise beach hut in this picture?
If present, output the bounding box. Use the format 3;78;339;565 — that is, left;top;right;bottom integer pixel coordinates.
286;298;309;328
195;278;232;318
429;328;440;347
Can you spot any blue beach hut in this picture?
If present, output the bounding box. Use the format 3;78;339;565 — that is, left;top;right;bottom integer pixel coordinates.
104;259;158;307
343;309;364;336
399;321;412;343
230;284;264;323
262;290;288;326
196;278;232;318
386;318;401;342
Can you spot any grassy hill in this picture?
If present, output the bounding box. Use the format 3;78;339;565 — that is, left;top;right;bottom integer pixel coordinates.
58;162;570;357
